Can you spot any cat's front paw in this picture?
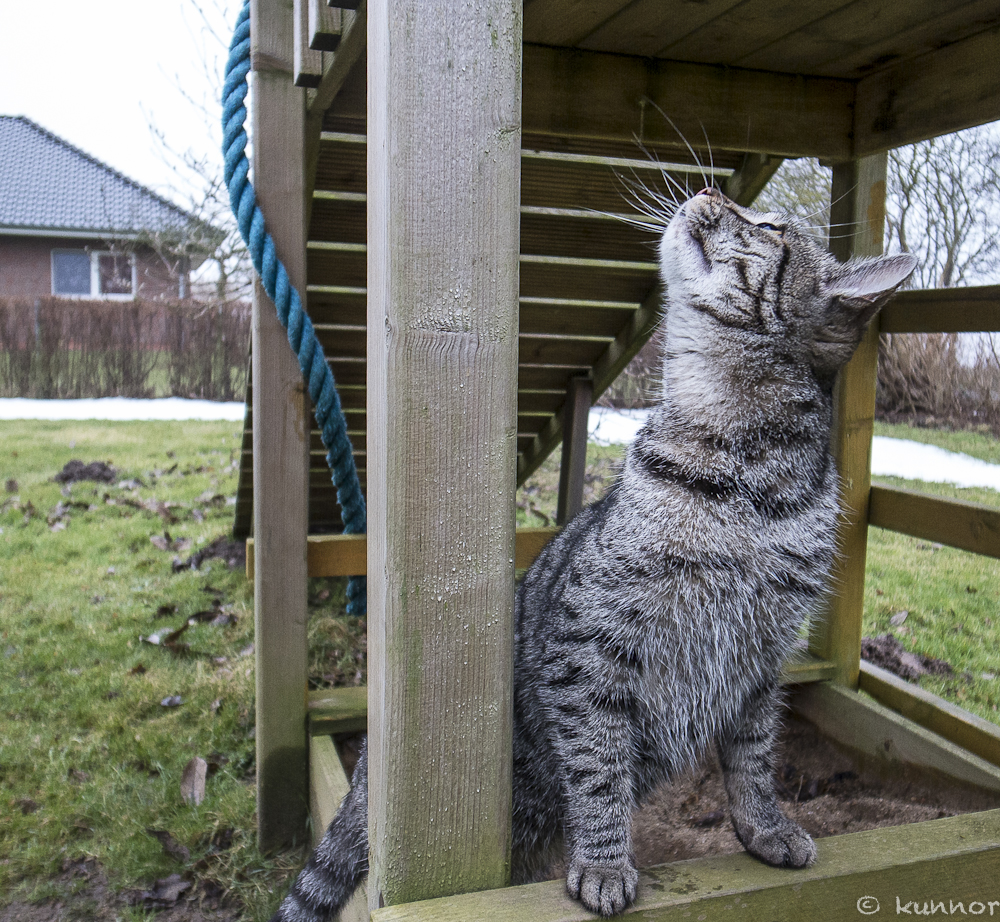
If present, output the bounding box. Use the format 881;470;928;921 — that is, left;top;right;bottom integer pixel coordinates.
739;818;816;868
566;857;638;917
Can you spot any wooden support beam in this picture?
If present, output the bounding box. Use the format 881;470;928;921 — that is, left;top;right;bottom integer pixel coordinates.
308;3;365;119
807;154;887;689
556;377;592;525
371;808;1000;922
293;0;323;87
860;661;1000;770
366;0;521;910
793;682;1000;793
855;26;1000;156
249;0;311;851
247;528;562;579
869;485;1000;559
881;285;1000;334
308;0;341;51
521;44;855;160
722;153;783;207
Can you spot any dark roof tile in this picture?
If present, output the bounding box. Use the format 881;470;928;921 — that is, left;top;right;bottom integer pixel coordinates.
0;116;196;236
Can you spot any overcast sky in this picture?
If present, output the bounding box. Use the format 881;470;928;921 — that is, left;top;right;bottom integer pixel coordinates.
0;0;240;211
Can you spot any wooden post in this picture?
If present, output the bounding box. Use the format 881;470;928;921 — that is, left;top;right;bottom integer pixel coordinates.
556;376;592;524
250;0;311;851
367;0;521;911
808;153;887;688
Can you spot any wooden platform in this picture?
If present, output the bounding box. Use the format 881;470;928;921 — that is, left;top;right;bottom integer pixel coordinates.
242;0;1000;914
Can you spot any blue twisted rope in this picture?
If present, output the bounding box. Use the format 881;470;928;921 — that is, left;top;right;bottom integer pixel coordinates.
223;0;367;615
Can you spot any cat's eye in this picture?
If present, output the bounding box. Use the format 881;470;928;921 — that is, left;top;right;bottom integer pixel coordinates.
756;222;784;233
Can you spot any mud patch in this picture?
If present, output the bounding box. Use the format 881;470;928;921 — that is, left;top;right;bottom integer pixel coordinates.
0;858;240;922
861;632;953;681
52;460;118;485
174;535;246;572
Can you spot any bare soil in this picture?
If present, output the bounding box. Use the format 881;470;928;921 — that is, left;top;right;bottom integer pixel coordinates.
0;858;241;922
629;712;997;871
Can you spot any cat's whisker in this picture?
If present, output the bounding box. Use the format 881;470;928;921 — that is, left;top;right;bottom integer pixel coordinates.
640;98;710;192
699;122;717;192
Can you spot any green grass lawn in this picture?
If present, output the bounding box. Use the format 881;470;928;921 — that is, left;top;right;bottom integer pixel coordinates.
3;417;1000;918
0;420;295;920
866;422;1000;724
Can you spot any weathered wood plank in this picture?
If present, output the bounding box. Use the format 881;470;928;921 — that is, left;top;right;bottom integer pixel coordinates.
811;0;1000;79
722;153;784;207
517;284;661;485
780;649;838;685
578;0;749;58
309;685;368;735
371;808;1000;922
807;155;887;689
309;734;369;922
308;0;341;51
733;0;927;76
247;527;563;579
856;25;1000;155
293;0;323;87
366;0;520;909
869;484;1000;559
793;681;1000;793
522;43;856;160
308;4;365;119
309;734;348;843
859;660;1000;770
250;0;311;851
303;3;366;216
556;377;593;525
881;285;1000;334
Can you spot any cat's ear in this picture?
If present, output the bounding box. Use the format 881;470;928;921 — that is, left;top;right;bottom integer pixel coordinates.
826;253;918;322
812;253;917;373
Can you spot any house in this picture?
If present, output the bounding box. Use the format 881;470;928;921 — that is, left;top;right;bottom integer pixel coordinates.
0;116;213;301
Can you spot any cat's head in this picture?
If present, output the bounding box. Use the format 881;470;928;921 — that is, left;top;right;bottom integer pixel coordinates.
659;188;916;378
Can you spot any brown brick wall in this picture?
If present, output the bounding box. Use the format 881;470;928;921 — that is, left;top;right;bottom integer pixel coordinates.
0;236;188;300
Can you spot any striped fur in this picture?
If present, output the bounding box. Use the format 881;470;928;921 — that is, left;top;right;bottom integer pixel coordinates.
271;189;916;920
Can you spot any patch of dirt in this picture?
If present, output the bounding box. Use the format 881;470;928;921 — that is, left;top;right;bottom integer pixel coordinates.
0;858;240;922
174;535;246;572
52;460;118;485
625;713;997;871
861;632;953;681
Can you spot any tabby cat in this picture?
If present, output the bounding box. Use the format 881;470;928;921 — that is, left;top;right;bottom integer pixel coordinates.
272;187;916;920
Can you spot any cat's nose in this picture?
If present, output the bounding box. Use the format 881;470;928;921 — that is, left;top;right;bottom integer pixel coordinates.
697;187;720;198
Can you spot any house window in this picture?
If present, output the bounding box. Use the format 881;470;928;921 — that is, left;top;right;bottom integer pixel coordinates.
51;250;91;295
97;253;132;295
51;249;136;298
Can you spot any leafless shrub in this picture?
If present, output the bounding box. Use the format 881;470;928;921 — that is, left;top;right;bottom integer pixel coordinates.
877;332;1000;430
0;296;249;401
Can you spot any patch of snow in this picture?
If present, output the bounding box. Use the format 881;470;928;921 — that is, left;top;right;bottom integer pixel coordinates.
5;400;1000;493
870;437;1000;491
587;408;1000;492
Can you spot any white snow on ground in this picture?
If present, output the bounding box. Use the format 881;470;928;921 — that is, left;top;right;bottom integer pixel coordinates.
588;406;1000;491
0;397;246;422
870;437;1000;491
3;399;1000;491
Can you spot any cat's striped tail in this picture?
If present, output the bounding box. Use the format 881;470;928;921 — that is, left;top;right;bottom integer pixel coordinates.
270;742;369;922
